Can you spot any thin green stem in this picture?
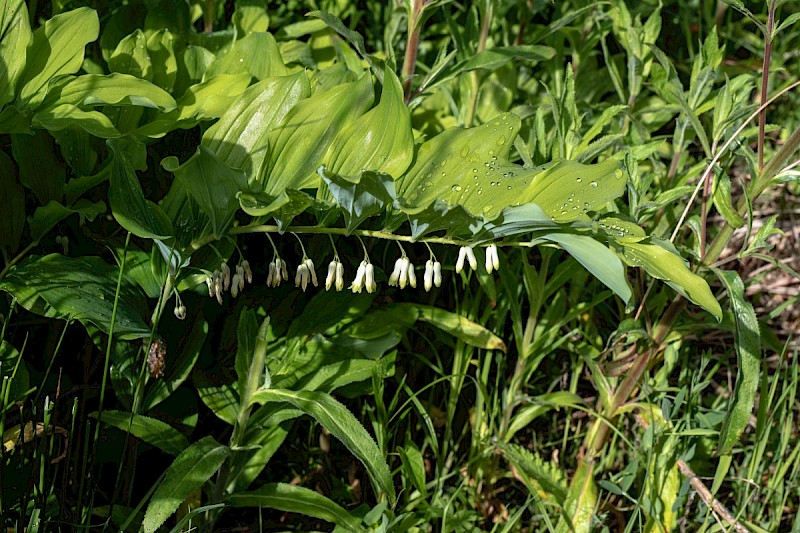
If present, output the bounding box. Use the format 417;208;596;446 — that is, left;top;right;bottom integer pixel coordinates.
0;241;39;280
464;1;492;127
757;1;777;170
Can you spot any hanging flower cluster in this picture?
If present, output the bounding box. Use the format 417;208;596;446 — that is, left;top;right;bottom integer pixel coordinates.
199;238;502;301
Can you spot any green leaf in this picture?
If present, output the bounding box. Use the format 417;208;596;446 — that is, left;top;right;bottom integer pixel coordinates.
476;203;558;240
413;304;507;352
0;0;31;108
249;388;395;501
459;45;556;72
29;199;105;242
544;232;632;304
233;0;270;35
91;411;189;456
404;200;482;240
162;146;249;238
32;103;121;138
712;173;745;228
142;436;228;533
202;71;310;173
556;459;597;533
325;68;413;178
108;138;174;240
11;130;65;204
714;269;761;455
0;340;30;403
205;32;288;81
320;168;397;234
147;29;177;92
237;189;316;231
17;7;99;109
235;309;260;399
622;241;722;320
41;74;176;111
0;254;151;339
108;29;152;79
0;151;25;251
525;160;624;222
398;443;427;497
505;392;585;442
195;375;238;426
227;482;365;533
263;74;373;194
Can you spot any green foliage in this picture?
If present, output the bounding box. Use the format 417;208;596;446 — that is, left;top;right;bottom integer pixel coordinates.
1;0;798;531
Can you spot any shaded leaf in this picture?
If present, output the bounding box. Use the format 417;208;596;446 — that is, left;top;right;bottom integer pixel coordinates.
91;411;189;455
0;151;25;251
319;168;396;234
11;130;65;204
237;188;316;231
228;483;365;533
29;199;105;241
413;304;506;352
0;254;151;339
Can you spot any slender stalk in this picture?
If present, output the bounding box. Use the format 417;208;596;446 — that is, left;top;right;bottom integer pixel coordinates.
464;1;492;127
757;1;777;170
401;0;425;103
204;0;215;33
0;241;39;280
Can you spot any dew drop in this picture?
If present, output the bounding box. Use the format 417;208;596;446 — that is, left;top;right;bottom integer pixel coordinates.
590;181;598;188
472;168;478;173
507;185;512;190
460;146;470;157
452;185;463;192
576;177;582;183
496;136;506;146
483;205;494;213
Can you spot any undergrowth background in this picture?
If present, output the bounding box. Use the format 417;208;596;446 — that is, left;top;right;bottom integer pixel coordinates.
0;0;799;531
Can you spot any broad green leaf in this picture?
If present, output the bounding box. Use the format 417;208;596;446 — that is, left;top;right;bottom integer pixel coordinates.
525;160;624;222
146;29;177;92
545;232;632;304
249;388;395;501
135;73;252;138
32;104;121;138
233;425;289;491
397;113;526;219
108;30;152;80
714;269;761;455
622;241;722;320
476;203;557;241
307;10;372;71
108;138;174;240
325;68;413;178
91;411;189;455
233;0;270;35
17;7;99;109
263;74;373;194
11;130;65;204
40;74;176;111
142;436;228;533
237;188;317;230
203;72;310;174
0;151;25;251
413;304;507;352
235;309;260;399
182;45;216;81
0;0;31;108
227;482;365;533
162;146;249;238
495;441;568;505
0;254;151;339
713;173;745;228
398;443;427;497
205;32;287;81
320;168;397;234
556;459;597;533
29;199;105;241
505;392;585;442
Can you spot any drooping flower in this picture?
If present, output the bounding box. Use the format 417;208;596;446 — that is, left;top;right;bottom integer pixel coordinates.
220;263;231;291
351;260;368;293
485;244;500;274
305;258;318;287
326;260;338;290
241;260;253;284
433;261;442;287
424;260;434;291
365;263;376;293
456;246;477;273
335;262;344;291
295;262;310;291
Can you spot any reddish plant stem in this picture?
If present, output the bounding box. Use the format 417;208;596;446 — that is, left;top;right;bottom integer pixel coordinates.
758;1;776;170
402;0;425;104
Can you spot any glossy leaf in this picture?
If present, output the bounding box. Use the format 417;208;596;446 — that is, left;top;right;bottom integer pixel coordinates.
91;411;189;456
41;73;176;111
227;483;365;533
202;71;310;174
545;232;632;304
263;74;373;194
237;188;317;231
319;168;396;234
414;304;507;352
622;241;722;320
404;200;482;240
142;436;228;533
0;254;151;340
32;104;121;138
0;0;31;108
714;269;761;455
205;32;288;81
108;29;152;79
325;68;413;178
249;388;395;501
476;203;557;241
17;7;99;109
146;29;177;92
108;138;174;240
162;146;249;238
235;309;260;399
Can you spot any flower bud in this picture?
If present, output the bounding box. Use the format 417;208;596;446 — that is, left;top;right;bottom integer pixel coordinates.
351;261;367;293
424;260;434;291
365;263;376;293
433;261;442;287
173;304;186;320
325;260;338;290
335;262;344;291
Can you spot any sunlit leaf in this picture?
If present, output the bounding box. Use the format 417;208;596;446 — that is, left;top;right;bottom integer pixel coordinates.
205;32;288;81
555;459;597;533
142;436;228;533
413;304;507;352
0;0;31;108
108;29;152;80
91;411;189;456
